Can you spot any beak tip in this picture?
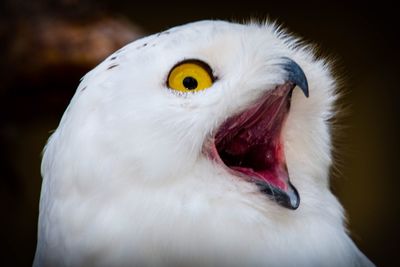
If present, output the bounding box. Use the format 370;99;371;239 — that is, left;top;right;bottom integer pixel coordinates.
302;84;309;98
287;182;300;210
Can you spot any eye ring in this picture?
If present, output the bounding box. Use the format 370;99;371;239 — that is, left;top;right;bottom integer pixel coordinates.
166;59;216;92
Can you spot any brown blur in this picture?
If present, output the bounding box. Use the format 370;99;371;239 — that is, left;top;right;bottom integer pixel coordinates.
0;1;397;266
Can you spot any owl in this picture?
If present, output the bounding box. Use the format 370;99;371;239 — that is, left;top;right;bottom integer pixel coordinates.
34;20;374;267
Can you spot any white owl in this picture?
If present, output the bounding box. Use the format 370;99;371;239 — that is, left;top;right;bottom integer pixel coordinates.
34;20;374;267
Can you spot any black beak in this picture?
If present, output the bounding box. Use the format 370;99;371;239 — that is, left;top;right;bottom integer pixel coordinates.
281;57;309;98
255;180;300;210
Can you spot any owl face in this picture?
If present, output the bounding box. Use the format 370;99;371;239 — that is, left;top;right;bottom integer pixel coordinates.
66;20;335;210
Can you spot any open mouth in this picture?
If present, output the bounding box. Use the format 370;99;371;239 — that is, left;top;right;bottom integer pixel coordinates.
206;58;308;209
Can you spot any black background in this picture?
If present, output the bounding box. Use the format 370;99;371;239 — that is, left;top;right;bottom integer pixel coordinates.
0;0;398;266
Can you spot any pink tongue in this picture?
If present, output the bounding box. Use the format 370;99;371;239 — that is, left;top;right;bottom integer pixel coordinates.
230;141;289;192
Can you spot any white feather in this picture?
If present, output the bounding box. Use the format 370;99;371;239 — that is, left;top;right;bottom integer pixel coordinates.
34;20;374;267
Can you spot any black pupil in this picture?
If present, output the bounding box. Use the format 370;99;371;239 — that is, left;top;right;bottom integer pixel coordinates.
182;76;198;90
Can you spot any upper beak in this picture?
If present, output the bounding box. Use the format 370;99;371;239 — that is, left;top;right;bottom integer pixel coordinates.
281;57;309;98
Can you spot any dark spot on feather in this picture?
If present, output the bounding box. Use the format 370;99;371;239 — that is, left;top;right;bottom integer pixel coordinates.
81;86;87;92
137;43;148;49
157;31;170;37
107;64;119;70
110;56;117;60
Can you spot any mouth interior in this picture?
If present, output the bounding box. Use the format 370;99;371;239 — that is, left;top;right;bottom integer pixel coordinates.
214;84;293;192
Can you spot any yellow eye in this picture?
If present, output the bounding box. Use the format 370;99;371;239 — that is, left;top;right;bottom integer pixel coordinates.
167;60;214;92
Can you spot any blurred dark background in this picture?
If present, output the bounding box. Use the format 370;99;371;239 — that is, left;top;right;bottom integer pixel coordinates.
0;0;398;266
